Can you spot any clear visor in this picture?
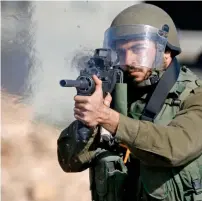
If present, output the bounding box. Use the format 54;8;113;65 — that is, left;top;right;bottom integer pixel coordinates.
103;24;168;69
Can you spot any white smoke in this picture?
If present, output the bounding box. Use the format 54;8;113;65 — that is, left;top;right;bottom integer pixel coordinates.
26;1;139;128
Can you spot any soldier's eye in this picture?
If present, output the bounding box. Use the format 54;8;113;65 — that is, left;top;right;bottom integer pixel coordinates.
130;45;146;54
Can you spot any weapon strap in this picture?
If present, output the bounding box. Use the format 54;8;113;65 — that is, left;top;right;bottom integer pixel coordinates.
140;57;180;122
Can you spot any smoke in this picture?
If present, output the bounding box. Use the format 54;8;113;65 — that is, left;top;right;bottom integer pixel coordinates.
2;1;201;129
25;1;139;128
1;1;34;96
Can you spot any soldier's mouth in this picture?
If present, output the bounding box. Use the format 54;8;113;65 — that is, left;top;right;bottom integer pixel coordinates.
128;67;142;73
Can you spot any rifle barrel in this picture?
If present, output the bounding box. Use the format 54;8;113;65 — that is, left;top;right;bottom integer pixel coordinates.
59;79;89;89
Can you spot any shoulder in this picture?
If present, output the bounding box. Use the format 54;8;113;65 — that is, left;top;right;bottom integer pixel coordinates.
176;66;202;106
178;65;201;83
182;85;202;109
178;66;202;109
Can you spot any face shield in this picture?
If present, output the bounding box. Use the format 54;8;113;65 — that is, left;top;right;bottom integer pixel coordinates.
103;24;169;70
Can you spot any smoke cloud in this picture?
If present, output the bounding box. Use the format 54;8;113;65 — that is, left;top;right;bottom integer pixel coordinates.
25;1;138;128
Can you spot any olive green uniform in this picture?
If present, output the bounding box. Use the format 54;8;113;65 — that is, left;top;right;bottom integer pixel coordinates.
58;3;202;201
57;66;202;200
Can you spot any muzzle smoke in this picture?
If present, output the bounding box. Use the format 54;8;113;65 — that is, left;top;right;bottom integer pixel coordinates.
25;1;138;128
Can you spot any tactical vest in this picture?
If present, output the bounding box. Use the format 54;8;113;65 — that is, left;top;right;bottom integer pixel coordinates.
129;66;202;201
90;66;202;201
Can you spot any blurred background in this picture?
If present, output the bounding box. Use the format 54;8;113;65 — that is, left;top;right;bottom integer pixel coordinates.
1;1;202;201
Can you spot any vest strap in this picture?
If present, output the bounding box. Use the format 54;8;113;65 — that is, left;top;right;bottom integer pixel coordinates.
140;58;180;122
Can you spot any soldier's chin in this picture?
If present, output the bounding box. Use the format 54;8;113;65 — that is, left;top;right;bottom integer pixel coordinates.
129;72;145;82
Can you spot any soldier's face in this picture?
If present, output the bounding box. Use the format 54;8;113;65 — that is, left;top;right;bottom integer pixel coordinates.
116;40;156;82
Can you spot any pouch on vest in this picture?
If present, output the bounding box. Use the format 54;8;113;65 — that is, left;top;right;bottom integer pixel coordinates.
138;152;202;201
173;154;202;201
89;150;128;201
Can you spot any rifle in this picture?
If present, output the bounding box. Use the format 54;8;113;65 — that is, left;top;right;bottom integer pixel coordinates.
59;48;124;143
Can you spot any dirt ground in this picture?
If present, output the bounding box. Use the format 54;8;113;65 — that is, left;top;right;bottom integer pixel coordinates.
1;90;91;201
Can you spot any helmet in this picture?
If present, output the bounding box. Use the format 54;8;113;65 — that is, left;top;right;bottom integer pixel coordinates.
103;3;181;70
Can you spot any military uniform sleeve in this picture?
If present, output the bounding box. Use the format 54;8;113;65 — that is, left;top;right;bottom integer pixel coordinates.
115;86;202;167
57;120;99;172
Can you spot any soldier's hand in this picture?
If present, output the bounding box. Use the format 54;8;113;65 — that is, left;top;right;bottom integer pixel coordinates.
74;75;112;127
104;92;112;107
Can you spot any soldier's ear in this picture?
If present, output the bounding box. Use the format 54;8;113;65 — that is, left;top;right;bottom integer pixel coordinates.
163;49;172;69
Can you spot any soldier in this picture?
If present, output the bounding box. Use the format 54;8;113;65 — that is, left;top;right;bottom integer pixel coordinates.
57;3;202;201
